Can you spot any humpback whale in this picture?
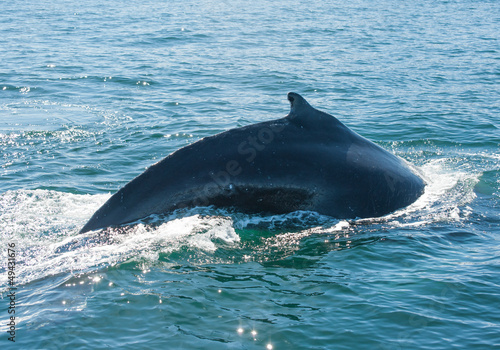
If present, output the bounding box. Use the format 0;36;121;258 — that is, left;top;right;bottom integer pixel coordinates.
80;93;425;233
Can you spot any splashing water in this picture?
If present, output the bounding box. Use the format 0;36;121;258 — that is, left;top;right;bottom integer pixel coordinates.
0;154;480;289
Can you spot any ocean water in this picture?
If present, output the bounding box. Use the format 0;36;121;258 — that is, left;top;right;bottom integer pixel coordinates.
1;0;499;349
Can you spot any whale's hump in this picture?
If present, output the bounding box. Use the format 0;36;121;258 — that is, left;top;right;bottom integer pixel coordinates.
286;92;344;129
79;92;425;233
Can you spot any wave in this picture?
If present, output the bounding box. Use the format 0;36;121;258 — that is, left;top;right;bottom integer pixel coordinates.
0;153;483;288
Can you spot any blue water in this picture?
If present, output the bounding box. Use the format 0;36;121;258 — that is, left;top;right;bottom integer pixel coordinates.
1;0;499;349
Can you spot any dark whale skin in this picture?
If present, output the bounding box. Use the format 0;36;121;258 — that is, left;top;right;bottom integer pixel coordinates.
80;93;425;233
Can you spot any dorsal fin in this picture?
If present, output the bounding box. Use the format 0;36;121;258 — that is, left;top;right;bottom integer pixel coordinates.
287;92;313;114
286;92;343;129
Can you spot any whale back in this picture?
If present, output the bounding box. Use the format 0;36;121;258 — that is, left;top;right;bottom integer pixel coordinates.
80;93;425;233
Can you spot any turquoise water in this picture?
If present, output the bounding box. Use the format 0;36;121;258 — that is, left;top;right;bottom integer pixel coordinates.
1;0;499;349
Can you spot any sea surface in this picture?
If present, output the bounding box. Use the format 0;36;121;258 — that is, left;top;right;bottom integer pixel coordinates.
1;0;499;349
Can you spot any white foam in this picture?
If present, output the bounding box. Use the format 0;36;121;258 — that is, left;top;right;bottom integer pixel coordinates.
0;154;483;286
0;190;240;287
356;158;480;227
0;189;109;237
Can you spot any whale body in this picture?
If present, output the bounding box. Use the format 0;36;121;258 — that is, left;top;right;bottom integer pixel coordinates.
80;93;425;233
